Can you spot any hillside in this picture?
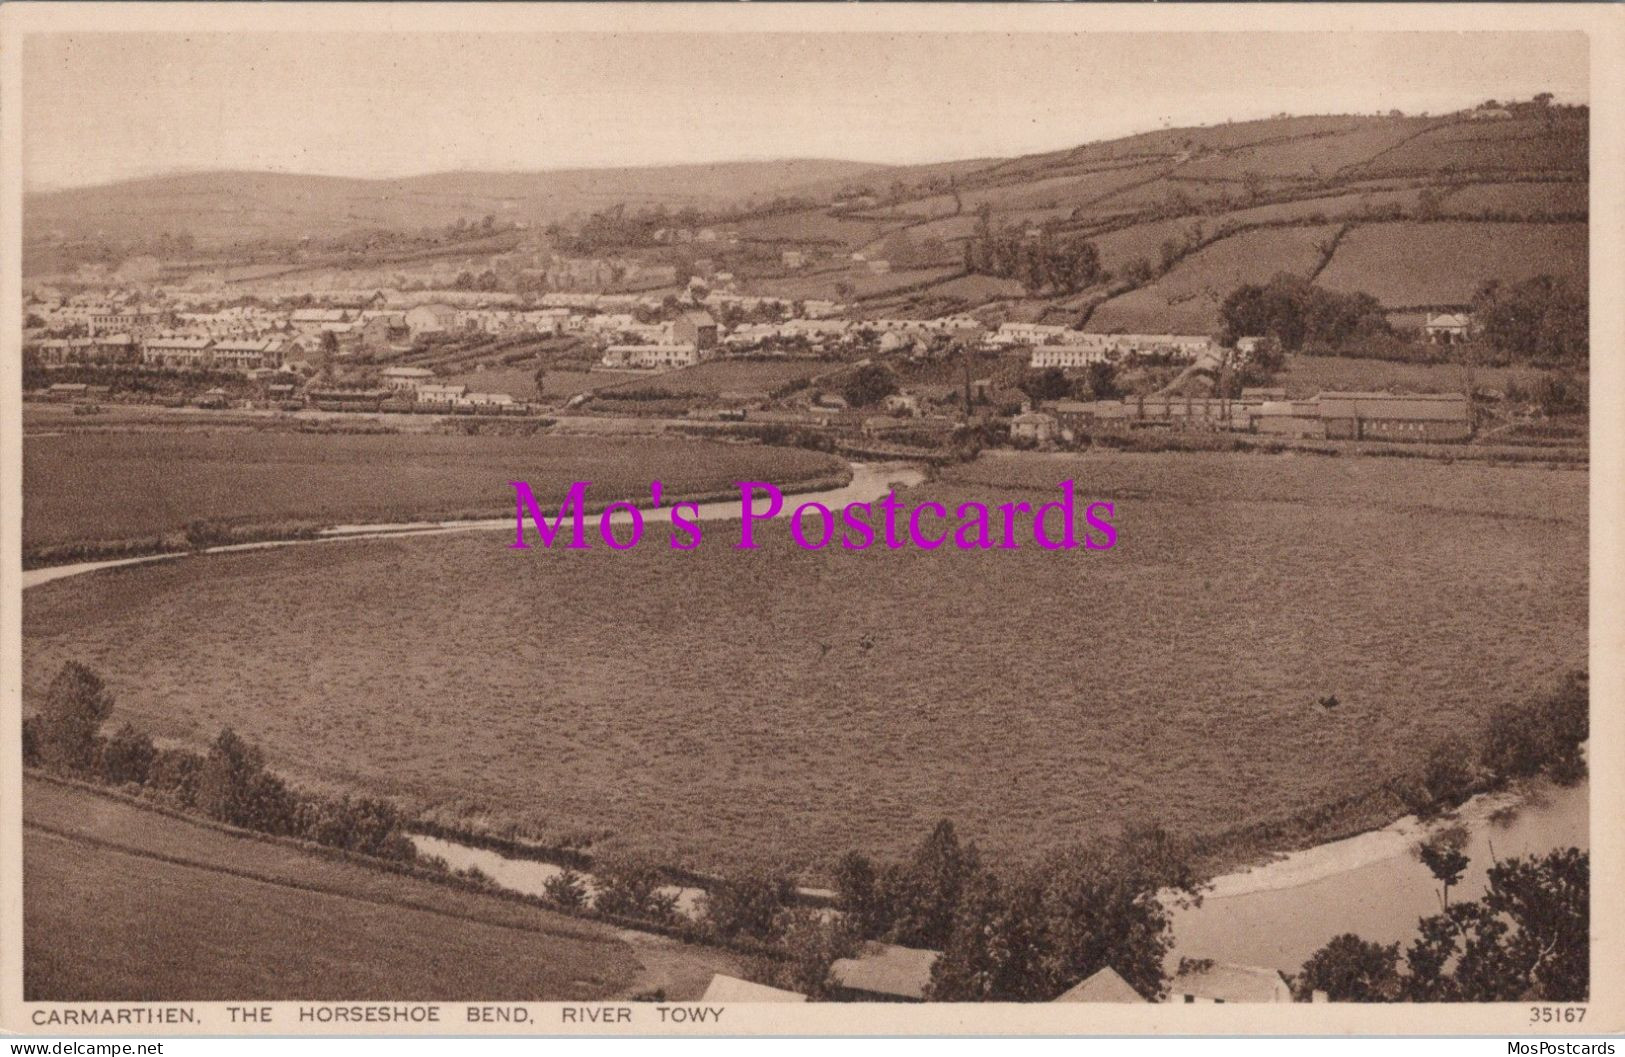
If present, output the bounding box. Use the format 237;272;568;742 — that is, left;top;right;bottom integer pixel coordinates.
26;104;1589;331
734;107;1589;329
23;159;893;247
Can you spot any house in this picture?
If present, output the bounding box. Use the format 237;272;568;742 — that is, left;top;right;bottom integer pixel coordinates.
1167;961;1293;1004
210;339;283;371
1316;391;1472;442
867;259;892;274
403;303;458;338
673;310;719;350
289;308;350;337
1030;344;1113;369
829;943;939;1002
459;390;515;409
883;392;922;417
142;336;215;368
415;383;469;406
359;313;410;351
782;250;806;270
1054;966;1147;1003
1424;312;1472;345
381;366;436;391
700;975;807;1003
602;344;701;370
1010;410;1059;445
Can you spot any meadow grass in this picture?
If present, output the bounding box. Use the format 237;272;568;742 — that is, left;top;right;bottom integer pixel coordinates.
23;431;844;557
22;778;652;1001
22;450;1585;882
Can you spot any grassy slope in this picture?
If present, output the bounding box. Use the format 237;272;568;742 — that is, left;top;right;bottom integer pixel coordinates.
22;777;713;1002
22;451;1586;880
22;432;845;552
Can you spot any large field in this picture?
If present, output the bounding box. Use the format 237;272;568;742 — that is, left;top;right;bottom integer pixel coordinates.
22;451;1586;880
22;431;845;555
24;777;737;1000
1315;220;1587;307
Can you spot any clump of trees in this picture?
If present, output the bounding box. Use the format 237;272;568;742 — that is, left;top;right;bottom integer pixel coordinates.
963;210;1104;295
1472;275;1587;368
1219;273;1391;353
841;362;900;408
23;662;417;862
1297;846;1588;1002
829;819;1198;1001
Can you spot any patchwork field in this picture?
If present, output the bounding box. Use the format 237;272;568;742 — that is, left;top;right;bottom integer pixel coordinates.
23;777;710;1001
22;451;1586;881
1275;354;1565;399
22;432;845;555
1088;225;1337;332
1314;221;1588;307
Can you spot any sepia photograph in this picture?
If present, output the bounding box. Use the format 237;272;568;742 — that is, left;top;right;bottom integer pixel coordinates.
0;2;1619;1040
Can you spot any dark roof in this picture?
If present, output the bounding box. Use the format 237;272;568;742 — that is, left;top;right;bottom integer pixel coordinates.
1316;392;1469;422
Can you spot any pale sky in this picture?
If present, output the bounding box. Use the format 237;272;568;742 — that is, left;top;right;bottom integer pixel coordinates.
22;31;1589;191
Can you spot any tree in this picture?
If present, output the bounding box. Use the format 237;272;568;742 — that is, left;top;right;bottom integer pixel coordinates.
1076;361;1122;401
34;661;116;772
885;820;981;950
1419;831;1471;909
320;330;339;355
1018;368;1071;404
841;363;900;409
532;365;547;399
195;727;292;833
1472;275;1587;367
1297;934;1401;1001
543;867;590;911
700;868;795;942
746;909;859;1000
834;851;892;939
593;856;679;923
100;722;157;785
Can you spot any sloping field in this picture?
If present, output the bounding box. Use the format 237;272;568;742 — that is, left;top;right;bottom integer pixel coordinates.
732;208;897;248
22;778;668;1001
750;266;960;303
22;452;1585;880
1176;121;1435;180
1087;224;1336;332
1440;181;1588;218
1355;118;1588;175
22;432;844;553
1315;221;1587;307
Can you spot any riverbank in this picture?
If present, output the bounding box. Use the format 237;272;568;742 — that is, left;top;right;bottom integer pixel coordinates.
21;460;929;588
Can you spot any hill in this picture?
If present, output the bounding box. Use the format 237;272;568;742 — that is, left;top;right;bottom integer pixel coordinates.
23;159;894;248
25;103;1589;331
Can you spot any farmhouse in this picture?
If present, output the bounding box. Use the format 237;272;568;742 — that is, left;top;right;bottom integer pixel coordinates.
360;314;411;351
1011;410;1059;445
1424;312;1472;345
829;943;940;1002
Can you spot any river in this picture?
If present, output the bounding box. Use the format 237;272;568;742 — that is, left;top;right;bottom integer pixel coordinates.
21;460;927;590
1169;777;1588;971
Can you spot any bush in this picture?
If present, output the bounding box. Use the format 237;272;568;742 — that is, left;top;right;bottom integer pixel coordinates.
1419;739;1478;813
1480;672;1588;784
147;747;205;807
34;662;116;773
543;867;591;911
100;723;158;786
593;856;680;923
699;868;795;942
